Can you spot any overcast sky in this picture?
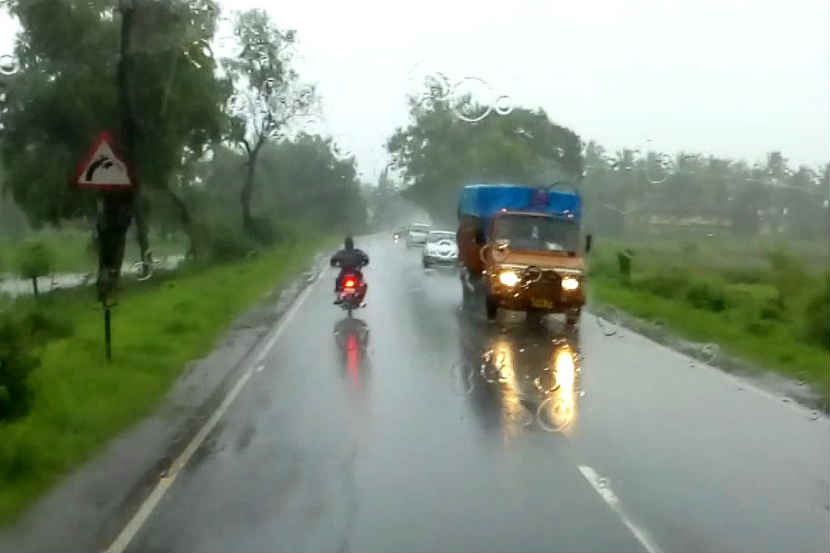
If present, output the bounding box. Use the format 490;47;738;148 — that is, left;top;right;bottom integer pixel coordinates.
1;0;828;182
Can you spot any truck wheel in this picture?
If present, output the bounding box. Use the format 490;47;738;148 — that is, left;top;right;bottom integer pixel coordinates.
422;258;429;269
486;295;498;321
566;308;580;327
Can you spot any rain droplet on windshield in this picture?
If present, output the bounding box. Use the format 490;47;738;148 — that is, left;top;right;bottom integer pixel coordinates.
449;76;494;123
0;54;20;75
494;94;513;115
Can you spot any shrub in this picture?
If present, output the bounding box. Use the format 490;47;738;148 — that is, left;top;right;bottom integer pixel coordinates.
723;268;764;285
759;297;786;321
209;223;253;262
189;219;254;263
249;216;277;245
617;249;633;280
766;248;808;306
17;241;54;297
18;308;74;342
681;241;699;255
686;279;727;312
639;272;688;299
745;319;775;337
0;315;39;419
804;277;829;350
269;221;300;244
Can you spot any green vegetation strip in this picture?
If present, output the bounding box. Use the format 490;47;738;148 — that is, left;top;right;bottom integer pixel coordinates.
0;234;334;523
0;229;189;275
588;237;829;408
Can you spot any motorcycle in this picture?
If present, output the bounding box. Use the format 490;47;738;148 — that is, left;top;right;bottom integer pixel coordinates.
333;265;367;317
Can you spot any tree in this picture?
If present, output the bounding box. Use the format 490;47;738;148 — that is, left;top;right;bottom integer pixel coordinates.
253;133;366;233
0;0;230;299
386;91;583;225
17;241;54;297
222;9;318;241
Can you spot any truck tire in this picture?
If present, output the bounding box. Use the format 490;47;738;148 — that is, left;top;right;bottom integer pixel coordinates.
486;295;498;321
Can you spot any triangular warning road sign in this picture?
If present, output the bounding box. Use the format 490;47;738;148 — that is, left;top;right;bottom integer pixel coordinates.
74;131;135;190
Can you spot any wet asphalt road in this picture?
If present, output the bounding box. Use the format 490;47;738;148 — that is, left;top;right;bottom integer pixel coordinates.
125;234;829;553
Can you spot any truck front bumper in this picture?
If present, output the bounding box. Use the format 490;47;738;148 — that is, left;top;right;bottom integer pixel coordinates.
488;278;585;312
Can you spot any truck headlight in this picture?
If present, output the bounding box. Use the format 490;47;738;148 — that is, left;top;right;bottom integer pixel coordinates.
498;270;520;287
561;276;580;291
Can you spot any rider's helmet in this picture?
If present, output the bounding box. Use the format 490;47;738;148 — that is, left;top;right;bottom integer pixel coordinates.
344;236;354;250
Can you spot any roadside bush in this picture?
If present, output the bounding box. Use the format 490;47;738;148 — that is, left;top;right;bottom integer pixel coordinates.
680;241;698;255
759;297;786;321
766;248;808;307
586;255;616;279
0;315;39;420
745;319;775;337
249;216;277;245
190;219;254;263
804;277;829;350
686;279;727;312
723;268;764;285
639;272;688;299
617;249;633;280
269;221;300;244
209;224;254;262
17;240;54;297
18;308;74;342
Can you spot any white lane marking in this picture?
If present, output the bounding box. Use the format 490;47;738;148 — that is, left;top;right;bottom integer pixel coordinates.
253;266;324;365
105;263;326;553
105;369;252;553
577;465;663;553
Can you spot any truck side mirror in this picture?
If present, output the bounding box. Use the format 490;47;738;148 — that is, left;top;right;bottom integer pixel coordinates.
585;234;593;253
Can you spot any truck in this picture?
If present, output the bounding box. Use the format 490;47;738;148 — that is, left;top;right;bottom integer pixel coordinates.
456;184;592;325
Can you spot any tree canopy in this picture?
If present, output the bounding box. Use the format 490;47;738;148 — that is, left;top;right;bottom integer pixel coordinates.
387;95;583;224
0;0;230;228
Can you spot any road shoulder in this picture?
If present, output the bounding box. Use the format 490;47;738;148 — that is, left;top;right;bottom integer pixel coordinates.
0;252;331;553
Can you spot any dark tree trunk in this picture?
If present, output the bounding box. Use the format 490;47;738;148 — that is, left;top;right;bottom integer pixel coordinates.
134;190;150;264
97;2;137;304
31;277;38;297
241;157;256;236
241;143;262;238
165;187;194;255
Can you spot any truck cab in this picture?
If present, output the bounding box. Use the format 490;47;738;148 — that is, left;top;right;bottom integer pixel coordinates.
457;185;591;325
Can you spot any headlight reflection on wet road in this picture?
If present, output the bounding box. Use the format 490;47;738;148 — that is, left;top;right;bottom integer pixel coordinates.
468;322;581;435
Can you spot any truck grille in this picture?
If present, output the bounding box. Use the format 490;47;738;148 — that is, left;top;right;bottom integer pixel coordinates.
527;277;560;302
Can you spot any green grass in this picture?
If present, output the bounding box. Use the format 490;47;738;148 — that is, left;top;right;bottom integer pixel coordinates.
0;233;334;523
0;229;188;275
588;235;829;407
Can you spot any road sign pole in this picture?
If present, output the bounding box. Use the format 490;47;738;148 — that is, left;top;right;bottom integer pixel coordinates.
105;308;112;362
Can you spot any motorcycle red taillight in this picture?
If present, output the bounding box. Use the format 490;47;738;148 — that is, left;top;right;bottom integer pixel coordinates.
344;278;356;289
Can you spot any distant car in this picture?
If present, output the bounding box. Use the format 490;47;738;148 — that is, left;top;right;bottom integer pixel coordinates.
406;223;431;248
422;230;459;268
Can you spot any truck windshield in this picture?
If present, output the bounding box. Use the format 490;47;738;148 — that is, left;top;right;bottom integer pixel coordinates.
492;215;579;253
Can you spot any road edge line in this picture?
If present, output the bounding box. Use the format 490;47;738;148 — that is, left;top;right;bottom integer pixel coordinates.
104;259;328;553
577;465;663;553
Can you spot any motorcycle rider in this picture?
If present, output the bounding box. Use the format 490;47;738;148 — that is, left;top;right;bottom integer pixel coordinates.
330;236;369;304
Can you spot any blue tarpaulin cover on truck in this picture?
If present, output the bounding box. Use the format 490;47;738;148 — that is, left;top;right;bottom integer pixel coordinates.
458;184;581;220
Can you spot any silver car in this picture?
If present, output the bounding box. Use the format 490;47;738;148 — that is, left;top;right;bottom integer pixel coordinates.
422;230;459;268
406;223;431;248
